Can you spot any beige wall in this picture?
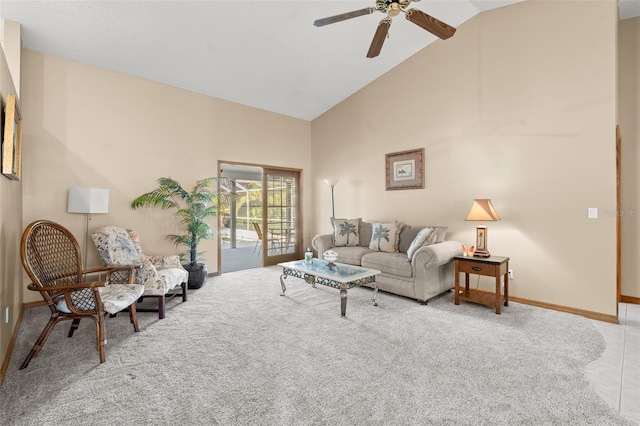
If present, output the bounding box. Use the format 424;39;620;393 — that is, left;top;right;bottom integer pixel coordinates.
311;0;619;315
619;17;640;299
19;49;312;306
0;20;22;377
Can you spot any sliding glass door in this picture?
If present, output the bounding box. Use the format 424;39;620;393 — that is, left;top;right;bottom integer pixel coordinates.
218;162;301;272
262;168;300;266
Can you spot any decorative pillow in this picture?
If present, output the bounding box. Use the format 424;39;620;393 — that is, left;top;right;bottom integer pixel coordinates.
92;226;142;266
331;218;361;247
430;226;448;243
369;221;403;253
406;227;434;259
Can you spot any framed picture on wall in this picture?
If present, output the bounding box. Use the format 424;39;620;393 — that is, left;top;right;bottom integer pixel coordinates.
385;148;424;190
2;93;22;181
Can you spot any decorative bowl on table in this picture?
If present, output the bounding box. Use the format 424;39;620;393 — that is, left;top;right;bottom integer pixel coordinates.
323;250;338;270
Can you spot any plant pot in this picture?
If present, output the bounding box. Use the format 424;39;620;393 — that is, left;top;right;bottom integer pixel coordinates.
184;263;208;289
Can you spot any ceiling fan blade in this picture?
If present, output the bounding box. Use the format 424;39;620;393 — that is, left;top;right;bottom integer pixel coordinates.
367;18;392;59
405;9;456;40
314;7;375;27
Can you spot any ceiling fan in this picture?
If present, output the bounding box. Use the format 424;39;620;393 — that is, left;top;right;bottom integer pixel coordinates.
313;0;456;58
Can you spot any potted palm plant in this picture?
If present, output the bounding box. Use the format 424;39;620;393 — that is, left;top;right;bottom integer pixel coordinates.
131;177;233;289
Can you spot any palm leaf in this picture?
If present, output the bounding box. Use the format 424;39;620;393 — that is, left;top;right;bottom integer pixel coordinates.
132;176;239;266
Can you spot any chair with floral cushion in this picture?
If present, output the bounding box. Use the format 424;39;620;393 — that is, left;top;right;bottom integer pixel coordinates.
92;226;188;320
20;220;144;369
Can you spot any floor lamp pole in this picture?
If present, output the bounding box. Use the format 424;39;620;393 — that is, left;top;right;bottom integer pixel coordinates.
83;213;90;272
67;186;109;276
324;179;339;219
331;186;335;218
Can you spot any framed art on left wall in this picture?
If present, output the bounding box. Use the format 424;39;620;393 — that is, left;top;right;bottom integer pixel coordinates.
2;93;22;181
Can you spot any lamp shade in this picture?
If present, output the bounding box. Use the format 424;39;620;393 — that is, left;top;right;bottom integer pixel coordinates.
323;178;339;188
465;199;500;222
68;187;109;214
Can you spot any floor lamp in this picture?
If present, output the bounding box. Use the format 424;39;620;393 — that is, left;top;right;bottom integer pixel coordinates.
68;187;109;270
323;179;339;218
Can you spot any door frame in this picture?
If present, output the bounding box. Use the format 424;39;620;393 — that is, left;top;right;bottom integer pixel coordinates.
217;160;303;273
616;125;621;305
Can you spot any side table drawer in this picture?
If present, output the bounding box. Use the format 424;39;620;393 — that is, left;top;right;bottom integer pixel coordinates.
457;260;496;277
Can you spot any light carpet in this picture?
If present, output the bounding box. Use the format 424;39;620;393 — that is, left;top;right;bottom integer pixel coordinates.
0;266;633;425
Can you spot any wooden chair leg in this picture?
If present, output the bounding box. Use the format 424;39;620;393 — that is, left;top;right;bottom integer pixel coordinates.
158;295;166;320
20;317;59;370
68;318;81;337
94;316;106;363
129;303;140;332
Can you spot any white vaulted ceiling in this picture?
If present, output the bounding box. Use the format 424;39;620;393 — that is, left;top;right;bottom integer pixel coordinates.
0;0;638;121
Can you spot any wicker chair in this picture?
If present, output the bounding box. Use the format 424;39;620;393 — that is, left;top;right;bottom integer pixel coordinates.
92;226;188;319
19;220;144;370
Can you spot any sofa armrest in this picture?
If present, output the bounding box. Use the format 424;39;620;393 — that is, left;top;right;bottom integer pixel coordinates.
412;240;463;302
312;233;334;256
412;240;463;271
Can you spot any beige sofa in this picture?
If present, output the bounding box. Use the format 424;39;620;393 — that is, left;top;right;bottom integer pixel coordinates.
312;220;462;304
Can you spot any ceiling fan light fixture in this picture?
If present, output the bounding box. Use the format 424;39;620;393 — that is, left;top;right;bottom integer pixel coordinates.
388;3;402;17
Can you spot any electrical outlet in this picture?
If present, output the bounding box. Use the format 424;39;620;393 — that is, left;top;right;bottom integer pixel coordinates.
4;306;9;324
508;269;514;279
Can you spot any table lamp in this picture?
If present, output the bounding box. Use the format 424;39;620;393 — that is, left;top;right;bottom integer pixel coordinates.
465;199;500;258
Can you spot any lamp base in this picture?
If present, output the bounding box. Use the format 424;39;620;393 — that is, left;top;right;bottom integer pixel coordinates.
474;225;490;258
473;249;491;258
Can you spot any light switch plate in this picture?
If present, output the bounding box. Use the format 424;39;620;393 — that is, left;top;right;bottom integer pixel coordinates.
588;208;598;219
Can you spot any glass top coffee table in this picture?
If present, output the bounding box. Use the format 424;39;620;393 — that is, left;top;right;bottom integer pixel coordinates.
278;259;381;317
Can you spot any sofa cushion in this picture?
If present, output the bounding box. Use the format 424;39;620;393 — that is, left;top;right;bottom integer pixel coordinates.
359;222;373;248
369;221;403;253
406;227;434;259
398;224;418;253
331;218;361;247
331;246;374;266
398;224;429;253
362;252;413;278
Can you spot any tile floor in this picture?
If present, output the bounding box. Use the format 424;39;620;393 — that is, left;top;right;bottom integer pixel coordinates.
585;302;640;424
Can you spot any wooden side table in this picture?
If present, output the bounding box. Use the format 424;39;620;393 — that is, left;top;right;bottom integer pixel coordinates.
454;255;509;314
